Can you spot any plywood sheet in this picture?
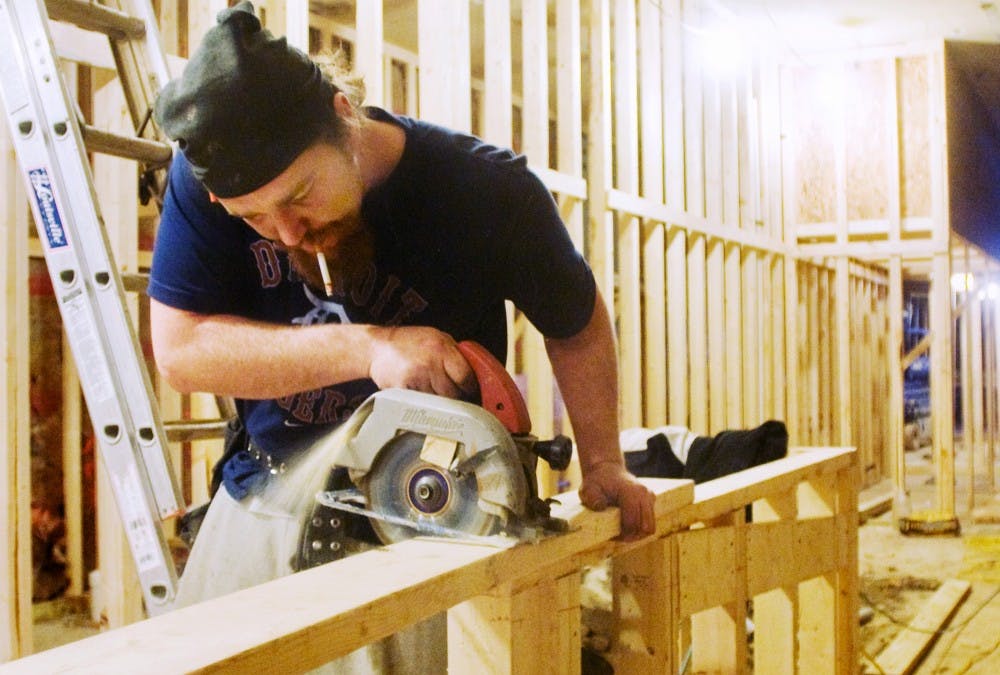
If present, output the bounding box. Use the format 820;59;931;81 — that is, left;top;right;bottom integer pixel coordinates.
789;65;838;225
846;60;889;222
898;55;932;219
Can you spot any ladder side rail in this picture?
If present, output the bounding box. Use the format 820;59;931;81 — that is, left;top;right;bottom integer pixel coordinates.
0;0;178;613
100;0;170;137
113;0;173;96
38;0;183;519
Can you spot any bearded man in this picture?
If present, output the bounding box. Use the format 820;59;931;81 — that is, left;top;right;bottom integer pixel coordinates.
149;3;654;670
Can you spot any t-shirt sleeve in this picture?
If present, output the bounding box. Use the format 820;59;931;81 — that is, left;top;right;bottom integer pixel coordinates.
495;170;596;339
147;155;254;315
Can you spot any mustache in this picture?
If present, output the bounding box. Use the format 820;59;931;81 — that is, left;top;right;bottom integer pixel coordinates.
285;223;375;297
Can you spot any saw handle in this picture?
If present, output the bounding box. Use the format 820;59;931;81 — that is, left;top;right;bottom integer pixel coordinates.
533;435;573;471
457;341;531;435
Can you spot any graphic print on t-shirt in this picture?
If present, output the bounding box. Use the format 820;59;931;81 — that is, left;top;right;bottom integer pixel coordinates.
269;251;432;429
292;284;351;326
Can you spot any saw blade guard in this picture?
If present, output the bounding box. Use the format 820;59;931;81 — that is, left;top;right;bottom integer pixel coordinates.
340;388;530;523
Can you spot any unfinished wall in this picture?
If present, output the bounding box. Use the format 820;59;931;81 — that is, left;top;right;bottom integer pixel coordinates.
176;2;894;483
789;258;890;485
1;0;904;650
782;38;1000;524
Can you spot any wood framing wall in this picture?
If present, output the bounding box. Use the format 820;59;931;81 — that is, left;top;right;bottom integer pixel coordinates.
782;38;1000;524
310;0;893;489
6;0;976;658
789;259;890;486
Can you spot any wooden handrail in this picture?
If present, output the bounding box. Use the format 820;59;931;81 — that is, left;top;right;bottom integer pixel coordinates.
1;447;857;674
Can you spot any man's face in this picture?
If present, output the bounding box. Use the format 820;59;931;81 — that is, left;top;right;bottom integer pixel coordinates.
216;141;373;294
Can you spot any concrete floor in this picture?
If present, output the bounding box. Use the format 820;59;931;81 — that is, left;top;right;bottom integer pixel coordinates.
32;595;98;654
860;446;1000;674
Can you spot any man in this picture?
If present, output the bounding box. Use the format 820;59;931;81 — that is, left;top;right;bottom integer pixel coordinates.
150;0;653;636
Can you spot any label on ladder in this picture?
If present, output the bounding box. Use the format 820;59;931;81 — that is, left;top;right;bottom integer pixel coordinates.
62;292;117;404
115;463;165;574
27;166;70;249
0;0;182;613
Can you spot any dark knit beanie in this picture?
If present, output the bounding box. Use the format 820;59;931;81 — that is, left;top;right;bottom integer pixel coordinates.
153;1;335;197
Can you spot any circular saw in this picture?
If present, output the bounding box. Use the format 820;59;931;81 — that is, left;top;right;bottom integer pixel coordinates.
364;429;499;542
297;342;572;568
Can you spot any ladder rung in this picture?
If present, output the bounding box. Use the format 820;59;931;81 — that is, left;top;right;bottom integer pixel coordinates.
81;124;172;165
164;419;229;443
46;0;145;40
121;271;148;293
215;395;238;420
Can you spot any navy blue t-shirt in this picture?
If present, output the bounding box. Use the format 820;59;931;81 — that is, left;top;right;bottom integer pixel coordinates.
148;107;596;478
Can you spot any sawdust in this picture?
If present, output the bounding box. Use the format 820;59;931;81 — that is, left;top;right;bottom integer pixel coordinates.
262;406;370;518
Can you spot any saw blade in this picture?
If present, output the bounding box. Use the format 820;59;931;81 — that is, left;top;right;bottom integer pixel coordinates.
362;431;499;544
315;490;517;547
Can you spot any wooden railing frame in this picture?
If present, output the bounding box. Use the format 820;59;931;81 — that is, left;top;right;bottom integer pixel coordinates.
1;447;858;674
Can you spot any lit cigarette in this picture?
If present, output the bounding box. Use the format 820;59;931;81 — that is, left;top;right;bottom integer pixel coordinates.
316;251;333;297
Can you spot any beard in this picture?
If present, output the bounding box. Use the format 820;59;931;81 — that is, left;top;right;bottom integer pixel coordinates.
286;215;375;298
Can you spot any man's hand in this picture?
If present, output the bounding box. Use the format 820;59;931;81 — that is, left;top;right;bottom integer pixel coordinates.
578;461;656;541
368;326;477;399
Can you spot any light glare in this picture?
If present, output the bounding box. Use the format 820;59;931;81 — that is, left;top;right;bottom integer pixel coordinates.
697;28;747;79
950;273;975;292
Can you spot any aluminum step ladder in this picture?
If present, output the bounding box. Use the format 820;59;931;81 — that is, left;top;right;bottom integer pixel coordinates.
0;0;196;614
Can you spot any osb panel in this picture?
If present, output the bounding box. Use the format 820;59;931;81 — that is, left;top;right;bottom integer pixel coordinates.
846;60;889;222
898;56;932;219
790;66;837;225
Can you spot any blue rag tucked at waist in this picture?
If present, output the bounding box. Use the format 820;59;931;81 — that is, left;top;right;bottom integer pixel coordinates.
221;451;271;500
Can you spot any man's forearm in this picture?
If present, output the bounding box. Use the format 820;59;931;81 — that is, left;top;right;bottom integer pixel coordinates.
150;300;475;400
151;306;377;398
547;289;656;539
544;289;625;473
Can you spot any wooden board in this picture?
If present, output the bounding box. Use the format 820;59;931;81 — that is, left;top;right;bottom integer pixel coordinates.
0;479;693;673
858;478;894;522
874;579;971;675
2;449;857;673
1;95;34;661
